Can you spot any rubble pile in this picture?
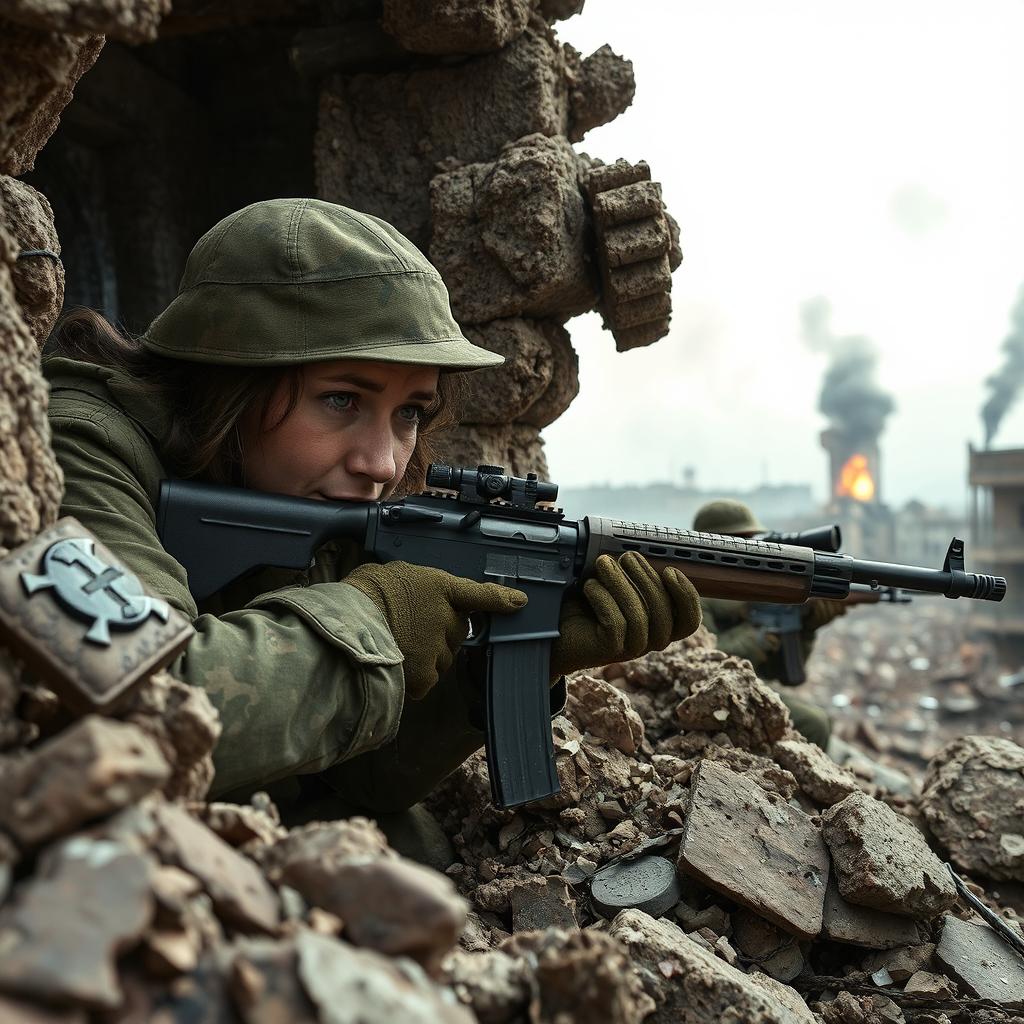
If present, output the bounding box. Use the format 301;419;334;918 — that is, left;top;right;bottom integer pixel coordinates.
803;599;1023;781
0;617;1020;1020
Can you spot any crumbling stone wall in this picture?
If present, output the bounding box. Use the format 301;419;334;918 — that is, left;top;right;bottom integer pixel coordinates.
9;4;1022;1023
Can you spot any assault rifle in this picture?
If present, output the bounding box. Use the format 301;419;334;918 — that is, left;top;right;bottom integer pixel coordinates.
158;464;1006;808
748;585;912;686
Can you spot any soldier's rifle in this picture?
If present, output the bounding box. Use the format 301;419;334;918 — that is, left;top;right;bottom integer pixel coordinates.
158;464;1005;808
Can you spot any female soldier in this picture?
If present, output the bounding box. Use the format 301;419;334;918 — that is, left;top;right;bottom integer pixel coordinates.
44;198;701;822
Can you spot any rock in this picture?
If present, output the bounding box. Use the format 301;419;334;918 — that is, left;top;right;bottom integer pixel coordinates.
772;738;861;807
190;799;287;849
499;927;654;1024
920;736;1024;882
678;760;829;939
732;909;805;982
151;802;280;935
821;792;956;919
747;972;818;1024
430;133;597;324
860;943;936;983
316;22;571;247
935;914;1024;1003
510;875;578;931
0;176;62;347
225;937;319;1023
603;909;811;1023
515;320;578;429
0;836;152;1009
903;971;958;998
267;824;466;974
120;669;221;801
2;0;169;44
821;875;925;949
296;928;476;1024
565;673;645;754
437;421;548;481
0;716;170;848
566;44;635;142
674;657;791;752
459;318;556;425
443;947;531;1023
381;0;534;55
818;991;907;1023
0;29;103;176
0;995;85;1022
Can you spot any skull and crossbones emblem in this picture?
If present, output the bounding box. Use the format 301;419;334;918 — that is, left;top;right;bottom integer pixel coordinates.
20;537;169;646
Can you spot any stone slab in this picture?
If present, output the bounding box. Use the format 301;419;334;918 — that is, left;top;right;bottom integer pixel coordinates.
678;760;829;939
821;874;924;949
935;915;1024;1004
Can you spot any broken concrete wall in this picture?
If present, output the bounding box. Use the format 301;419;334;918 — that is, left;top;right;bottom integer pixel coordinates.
315;2;678;476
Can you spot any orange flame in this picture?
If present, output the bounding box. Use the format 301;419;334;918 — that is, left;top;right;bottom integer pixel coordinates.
837;454;875;502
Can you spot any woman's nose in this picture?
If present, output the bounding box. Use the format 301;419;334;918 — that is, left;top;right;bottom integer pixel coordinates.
344;424;397;483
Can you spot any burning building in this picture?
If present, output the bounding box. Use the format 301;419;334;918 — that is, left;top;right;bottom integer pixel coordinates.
805;298;896;559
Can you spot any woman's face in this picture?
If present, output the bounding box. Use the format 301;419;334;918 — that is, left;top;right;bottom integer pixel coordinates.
241;359;440;501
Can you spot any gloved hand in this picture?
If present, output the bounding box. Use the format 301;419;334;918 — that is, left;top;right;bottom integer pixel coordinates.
551;552;701;678
345;561;526;699
802;598;847;632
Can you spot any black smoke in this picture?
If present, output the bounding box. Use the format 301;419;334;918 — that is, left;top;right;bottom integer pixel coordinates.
801;297;895;445
982;285;1024;447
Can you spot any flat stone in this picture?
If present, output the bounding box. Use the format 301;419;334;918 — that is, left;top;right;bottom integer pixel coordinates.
603;909;813;1023
226;938;319;1024
903;970;958;998
0;837;152;1009
151;802;279;935
678;760;829;939
861;943;936;983
935;914;1024;1004
772;739;860;807
821;791;956;918
281;855;466;975
821;875;925;949
732;909;805;982
296;929;475;1024
511;875;578;931
0;717;170;848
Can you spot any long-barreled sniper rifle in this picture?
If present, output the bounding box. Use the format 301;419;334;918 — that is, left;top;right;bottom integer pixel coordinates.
158;464;1006;808
749;523;912;684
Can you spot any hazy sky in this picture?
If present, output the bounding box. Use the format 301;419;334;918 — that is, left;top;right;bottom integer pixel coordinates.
544;1;1024;509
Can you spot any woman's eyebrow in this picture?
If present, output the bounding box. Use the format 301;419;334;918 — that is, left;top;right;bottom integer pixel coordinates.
318;373;437;402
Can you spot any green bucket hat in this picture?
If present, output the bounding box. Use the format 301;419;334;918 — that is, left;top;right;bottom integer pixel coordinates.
141;198;503;370
692;499;765;536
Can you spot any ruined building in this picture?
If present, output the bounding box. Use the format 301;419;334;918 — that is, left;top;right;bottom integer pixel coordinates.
17;0;682;479
2;5;1023;1023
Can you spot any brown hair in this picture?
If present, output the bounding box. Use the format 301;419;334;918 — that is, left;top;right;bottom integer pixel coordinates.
49;308;464;494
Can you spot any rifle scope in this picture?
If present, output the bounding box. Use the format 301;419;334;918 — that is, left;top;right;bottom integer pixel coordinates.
760;524;842;553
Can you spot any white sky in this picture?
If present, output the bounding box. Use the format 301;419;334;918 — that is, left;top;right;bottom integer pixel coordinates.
545;0;1024;509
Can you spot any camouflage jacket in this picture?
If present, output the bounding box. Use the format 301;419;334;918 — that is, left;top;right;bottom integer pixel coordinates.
699;597;817;684
43;355;487;813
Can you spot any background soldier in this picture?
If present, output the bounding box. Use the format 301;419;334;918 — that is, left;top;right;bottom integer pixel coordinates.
692;499;846;748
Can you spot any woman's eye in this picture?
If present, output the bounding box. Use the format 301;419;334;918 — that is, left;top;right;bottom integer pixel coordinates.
323;392;355;412
398;405;424;424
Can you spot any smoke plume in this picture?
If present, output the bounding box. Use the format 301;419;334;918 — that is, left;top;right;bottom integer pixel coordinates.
801;297;895;445
982;285;1024;447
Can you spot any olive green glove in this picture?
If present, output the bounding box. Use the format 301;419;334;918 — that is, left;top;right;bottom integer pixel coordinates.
802;598;847;632
551;551;702;678
344;561;527;699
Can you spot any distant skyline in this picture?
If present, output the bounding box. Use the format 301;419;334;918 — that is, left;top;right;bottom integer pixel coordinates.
543;1;1024;510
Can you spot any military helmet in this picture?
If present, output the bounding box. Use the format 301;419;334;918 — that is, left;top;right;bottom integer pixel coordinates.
692;499;765;536
141;198;503;371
